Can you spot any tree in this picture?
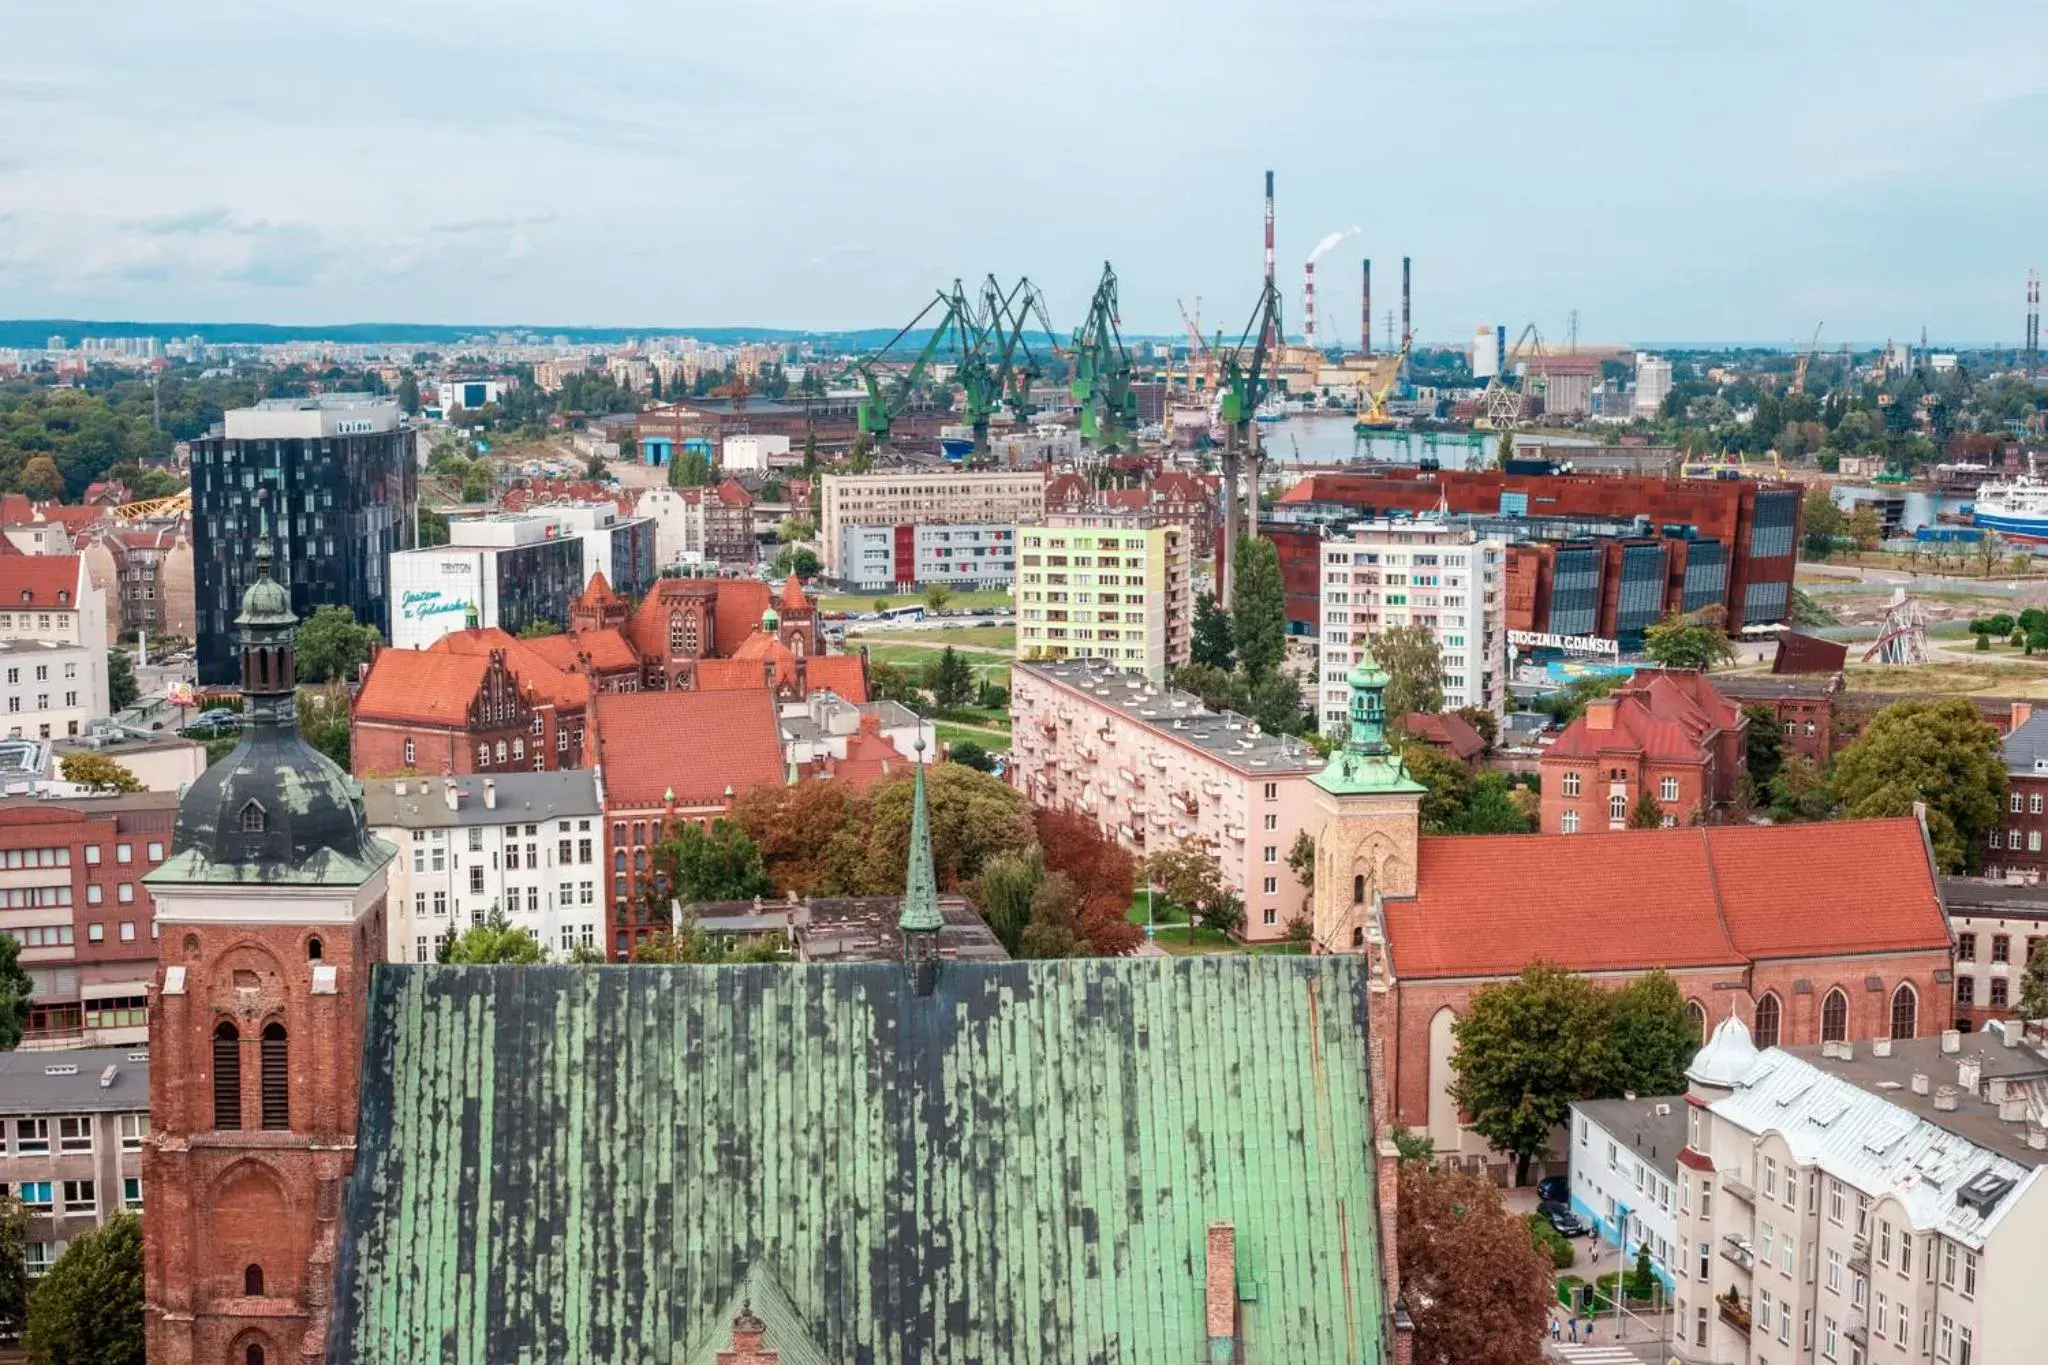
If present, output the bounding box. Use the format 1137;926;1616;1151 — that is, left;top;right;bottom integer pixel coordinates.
1494;427;1516;471
440;911;547;964
1831;698;2004;873
1286;829;1316;898
729;781;870;896
2019;937;2048;1020
669;450;713;488
858;763;1036;894
1626;788;1665;829
1604;970;1700;1096
1229;536;1285;679
297;686;351;769
23;1209;144;1365
1373;624;1445;722
396;372;421;415
1035;808;1142;955
0;927;26;1051
923;647;974;710
1145;836;1239;942
1018;871;1089;959
922;582;954;611
58;753;143;794
1451;772;1533;835
0;1193;24;1340
777;515;816;543
948;740;995;772
654;819;772;905
1401;742;1475;833
974;848;1042;956
1191;591;1235;671
1845;505;1884;551
516;620;563;638
107;650;138;712
1453;704;1498;751
1449;962;1617;1185
1398;1160;1553;1365
294;605;381;683
769;546;821;579
1642;609;1735;671
1246;669;1311;737
1767;752;1835;823
1743;703;1784;791
1801;485;1844;558
629;916;785;964
19;455;62;501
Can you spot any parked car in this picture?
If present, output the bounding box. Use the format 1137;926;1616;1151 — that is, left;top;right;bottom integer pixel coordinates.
181;710;243;738
1539;1202;1590;1237
1536;1175;1571;1204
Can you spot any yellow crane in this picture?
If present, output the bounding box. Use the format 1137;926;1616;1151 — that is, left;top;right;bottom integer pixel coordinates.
111;489;190;521
1353;337;1412;432
1791;321;1823;396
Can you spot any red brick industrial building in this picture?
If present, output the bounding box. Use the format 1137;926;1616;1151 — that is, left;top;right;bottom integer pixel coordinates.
1539;670;1747;832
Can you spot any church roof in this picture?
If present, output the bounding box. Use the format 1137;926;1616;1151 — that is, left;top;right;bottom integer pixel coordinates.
328;956;1385;1364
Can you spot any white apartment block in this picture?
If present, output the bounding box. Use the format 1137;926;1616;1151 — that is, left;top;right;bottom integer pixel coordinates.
365;771;606;963
0;557;111;739
835;522;1017;592
1635;354;1674;419
819;470;1044;579
1568;1096;1685;1291
1674;1016;2048;1365
1317;519;1504;732
635;486;708;568
1016;515;1192;684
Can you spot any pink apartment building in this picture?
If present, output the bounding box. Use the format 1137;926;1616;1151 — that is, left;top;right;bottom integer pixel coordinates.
1009;659;1325;942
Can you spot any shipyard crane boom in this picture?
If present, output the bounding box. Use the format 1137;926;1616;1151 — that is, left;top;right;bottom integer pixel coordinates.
1177;299;1215;393
945;276;1009;456
854;290;965;450
1215;278;1284;601
993;277;1060;430
1070;263;1137;450
1792;321;1824;397
1354;336;1413;431
1476;322;1547;430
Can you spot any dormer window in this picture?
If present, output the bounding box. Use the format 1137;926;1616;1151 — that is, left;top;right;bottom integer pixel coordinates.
56;591;67;604
240;801;266;833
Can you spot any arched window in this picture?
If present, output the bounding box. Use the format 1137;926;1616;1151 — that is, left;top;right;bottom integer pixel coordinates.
240;801;265;833
247;1346;265;1365
1352;873;1366;905
683;614;700;656
212;1021;241;1130
1821;988;1849;1042
260;1022;288;1130
476;742;489;768
495;741;508;764
306;936;322;961
1351;926;1366;948
244;1264;264;1296
1608;793;1627;823
668;611;687;654
1686;999;1708;1043
1753;993;1781;1049
403;738;416;765
1890;983;1918;1041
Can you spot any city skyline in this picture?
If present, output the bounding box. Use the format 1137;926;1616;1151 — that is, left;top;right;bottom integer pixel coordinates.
3;0;2045;345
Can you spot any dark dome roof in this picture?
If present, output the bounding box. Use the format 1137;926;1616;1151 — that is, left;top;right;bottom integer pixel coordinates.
167;714;384;884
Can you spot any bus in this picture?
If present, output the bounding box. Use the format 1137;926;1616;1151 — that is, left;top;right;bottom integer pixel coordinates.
879;603;926;623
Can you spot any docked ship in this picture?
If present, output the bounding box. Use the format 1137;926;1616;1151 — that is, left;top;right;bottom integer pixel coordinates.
1968;475;2048;542
1933;461;1999;494
938;424;976;460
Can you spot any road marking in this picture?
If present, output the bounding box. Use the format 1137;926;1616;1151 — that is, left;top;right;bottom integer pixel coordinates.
1551;1346;1643;1364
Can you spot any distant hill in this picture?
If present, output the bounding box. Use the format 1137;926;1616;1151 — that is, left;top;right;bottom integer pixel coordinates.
0;319;1067;353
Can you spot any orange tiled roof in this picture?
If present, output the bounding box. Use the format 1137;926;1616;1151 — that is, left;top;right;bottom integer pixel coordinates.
592;690;786;805
802;655;867;702
354;651;491;727
576;628;639;672
519;633;582;672
623;578;773;662
831;723;910;793
1402;711;1486;763
778;573;811;612
0;556;82;607
432;628;590;710
1383;819;1946;981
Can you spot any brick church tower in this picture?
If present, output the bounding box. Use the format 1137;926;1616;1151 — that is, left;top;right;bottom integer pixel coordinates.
142;543;395;1365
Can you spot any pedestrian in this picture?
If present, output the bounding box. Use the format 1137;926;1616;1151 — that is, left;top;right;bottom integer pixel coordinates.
1550;1318;1562;1343
1568;1315;1579;1343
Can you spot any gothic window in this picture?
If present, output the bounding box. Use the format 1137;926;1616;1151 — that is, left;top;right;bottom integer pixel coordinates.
1890;983;1918;1040
477;743;490;768
1686;999;1708;1043
247;1348;265;1365
683;614;700;655
403;738;415;765
1821;988;1849;1042
306;937;322;961
239;801;265;833
212;1021;241;1130
260;1023;288;1130
1352;873;1366;905
1753;992;1781;1049
495;741;508;764
244;1264;264;1296
669;611;686;654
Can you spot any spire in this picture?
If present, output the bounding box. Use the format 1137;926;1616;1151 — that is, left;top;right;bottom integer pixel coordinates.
1342;636;1393;758
899;740;942;937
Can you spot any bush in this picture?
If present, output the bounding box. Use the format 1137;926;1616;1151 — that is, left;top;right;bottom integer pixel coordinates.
1977;632;1991;651
1526;1213;1576;1270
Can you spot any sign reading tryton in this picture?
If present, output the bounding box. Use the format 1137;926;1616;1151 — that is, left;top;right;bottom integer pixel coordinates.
1506;629;1620;660
400;588;474;622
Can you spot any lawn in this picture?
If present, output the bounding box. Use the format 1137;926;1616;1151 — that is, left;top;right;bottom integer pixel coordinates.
1845;659;2048;698
819;589;1015;613
859;643;1013;689
851;625;1016;649
935;722;1009;753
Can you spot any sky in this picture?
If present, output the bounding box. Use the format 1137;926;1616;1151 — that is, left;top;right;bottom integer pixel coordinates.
3;0;2046;345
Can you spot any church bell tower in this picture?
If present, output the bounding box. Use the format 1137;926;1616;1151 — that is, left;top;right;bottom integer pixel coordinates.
1308;640;1425;954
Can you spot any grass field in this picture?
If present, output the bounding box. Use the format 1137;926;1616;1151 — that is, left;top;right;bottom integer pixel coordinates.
1845;659;2048;697
850;625;1015;650
859;643;1013;689
935;722;1009;753
819;590;1015;613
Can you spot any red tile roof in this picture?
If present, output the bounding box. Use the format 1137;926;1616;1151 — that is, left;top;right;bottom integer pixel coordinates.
1401;711;1487;763
1545;671;1741;765
354;651;491;727
0;556;83;607
1382;818;1946;981
801;656;867;701
828;723;910;793
778;573;811;612
592;690;786;806
715;479;753;508
518;633;582;672
432;628;590;710
575;627;640;673
623;578;774;661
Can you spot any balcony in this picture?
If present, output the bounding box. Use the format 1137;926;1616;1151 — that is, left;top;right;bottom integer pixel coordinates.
1721;1173;1756;1204
1718;1235;1755;1272
1847;1239;1870;1276
1717;1296;1752;1336
1226;825;1246;843
1846;1312;1867;1347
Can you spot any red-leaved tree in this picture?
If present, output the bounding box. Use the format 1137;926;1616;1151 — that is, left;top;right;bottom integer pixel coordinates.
1398;1159;1553;1365
1034;809;1143;956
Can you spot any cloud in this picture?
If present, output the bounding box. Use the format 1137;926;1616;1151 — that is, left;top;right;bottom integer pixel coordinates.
137;207;235;236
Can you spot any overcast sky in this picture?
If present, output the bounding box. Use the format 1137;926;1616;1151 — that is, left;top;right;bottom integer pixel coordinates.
4;0;2045;344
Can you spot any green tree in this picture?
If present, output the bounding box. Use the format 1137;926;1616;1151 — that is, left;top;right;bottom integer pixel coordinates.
1191;591;1235;670
1450;771;1533;834
0;927;29;1050
858;762;1036;893
656;819;773;905
2019;937;2048;1020
20;456;63;501
777;515;816;542
1374;624;1446;723
294;605;381;683
1449;963;1617;1185
1230;536;1286;679
974;848;1041;956
1246;669;1311;737
1401;741;1475;833
1767;752;1836;823
1830;698;2004;872
1642;609;1735;671
107;649;138;711
1604;970;1700;1096
1494;427;1515;470
1801;485;1844;558
922;582;954;612
1845;505;1884;551
769;546;821;579
396;372;421;415
923;647;975;710
1627;788;1666;829
1144;836;1238;943
1017;870;1089;959
1743;703;1784;791
0;1193;24;1339
669;450;713;487
58;753;143;794
948;740;995;772
296;686;351;769
516;620;563;638
440;911;548;964
1286;828;1317;897
23;1209;143;1365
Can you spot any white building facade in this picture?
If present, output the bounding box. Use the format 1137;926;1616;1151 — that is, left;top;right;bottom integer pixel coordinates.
1317;518;1505;731
819;470;1044;579
720;435;793;473
1634;353;1674;419
633;486;708;569
0;557;110;739
386;514;585;650
834;522;1019;592
1567;1096;1685;1291
366;771;606;962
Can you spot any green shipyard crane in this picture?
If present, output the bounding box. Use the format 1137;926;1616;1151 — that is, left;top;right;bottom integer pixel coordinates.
1069;263;1137;450
1215;277;1283;600
854;288;969;451
991;275;1060;431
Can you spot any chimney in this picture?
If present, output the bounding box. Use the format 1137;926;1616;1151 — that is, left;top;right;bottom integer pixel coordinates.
1205;1222;1237;1352
2030;1125;2048;1152
1401;255;1412;344
1910;1072;1930;1095
1999;1094;2029;1122
1303;260;1317;348
1361;258;1372;355
1934;1086;1959;1112
1942;1029;1962;1054
1873;1037;1893;1058
484;778;496;810
394;779;407;796
2014;701;2034;730
713;1304;778;1365
2002;1017;2025;1047
1586;698;1618;731
444;781;458;812
1959;1056;1982;1092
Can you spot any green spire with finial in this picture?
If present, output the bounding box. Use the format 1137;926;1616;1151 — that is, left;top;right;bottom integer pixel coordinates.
899;740;943;937
1311;634;1426;796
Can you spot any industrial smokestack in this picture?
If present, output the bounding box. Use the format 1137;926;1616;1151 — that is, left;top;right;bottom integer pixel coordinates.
1401;256;1412;346
1303;261;1317;348
2030;268;2041;381
1362;259;1372;356
1263;170;1275;288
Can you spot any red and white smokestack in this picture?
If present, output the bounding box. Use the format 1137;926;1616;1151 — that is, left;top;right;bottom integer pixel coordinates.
1401;256;1412;346
1303;260;1317;348
1362;258;1372;356
1263;170;1275;288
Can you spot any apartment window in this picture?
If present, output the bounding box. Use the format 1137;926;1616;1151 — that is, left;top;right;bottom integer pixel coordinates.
1941;1240;1956;1287
2014;792;2026;813
415;936;429;963
1262;782;1277;801
61;1180;94;1213
1940;1315;1954;1359
404;738;416;765
1961;1248;1975;1297
1262;876;1277;894
56;1116;91;1154
469;827;484;852
1990;977;2008;1008
1697;1240;1710;1281
1263;846;1277;864
1561;810;1580;834
1829;1179;1844;1223
19;1182;51;1211
1562;771;1581;798
119;1113;147;1151
123;1176;142;1209
1855;1192;1869;1237
1957;975;1976;1005
1660;776;1679;802
1608;793;1626;822
1993;934;2011;964
433;891;447;918
469;866;484;895
2034;792;2044;815
117;883;133;903
1899;1232;1912;1277
1827;1248;1842;1291
1824;1315;1838;1359
1958;932;1976;962
1263;813;1277;832
14;1118;48;1154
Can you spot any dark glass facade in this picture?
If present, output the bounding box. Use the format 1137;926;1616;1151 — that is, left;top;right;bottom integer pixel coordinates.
1614;542;1669;645
1749;488;1798;560
190;421;418;684
1549;545;1600;636
1680;539;1728;614
494;540;587;635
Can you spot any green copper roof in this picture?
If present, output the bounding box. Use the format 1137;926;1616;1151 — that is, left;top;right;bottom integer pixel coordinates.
329;957;1387;1364
236;542;296;627
1312;635;1425;797
897;750;942;935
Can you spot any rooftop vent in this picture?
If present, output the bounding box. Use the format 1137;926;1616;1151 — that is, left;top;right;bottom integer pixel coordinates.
1956;1170;2018;1216
99;1064;118;1088
125;1051;147;1062
1933;1086;1960;1113
1873;1037;1893;1058
1911;1073;1931;1095
43;1064;77;1077
1942;1029;1962;1055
